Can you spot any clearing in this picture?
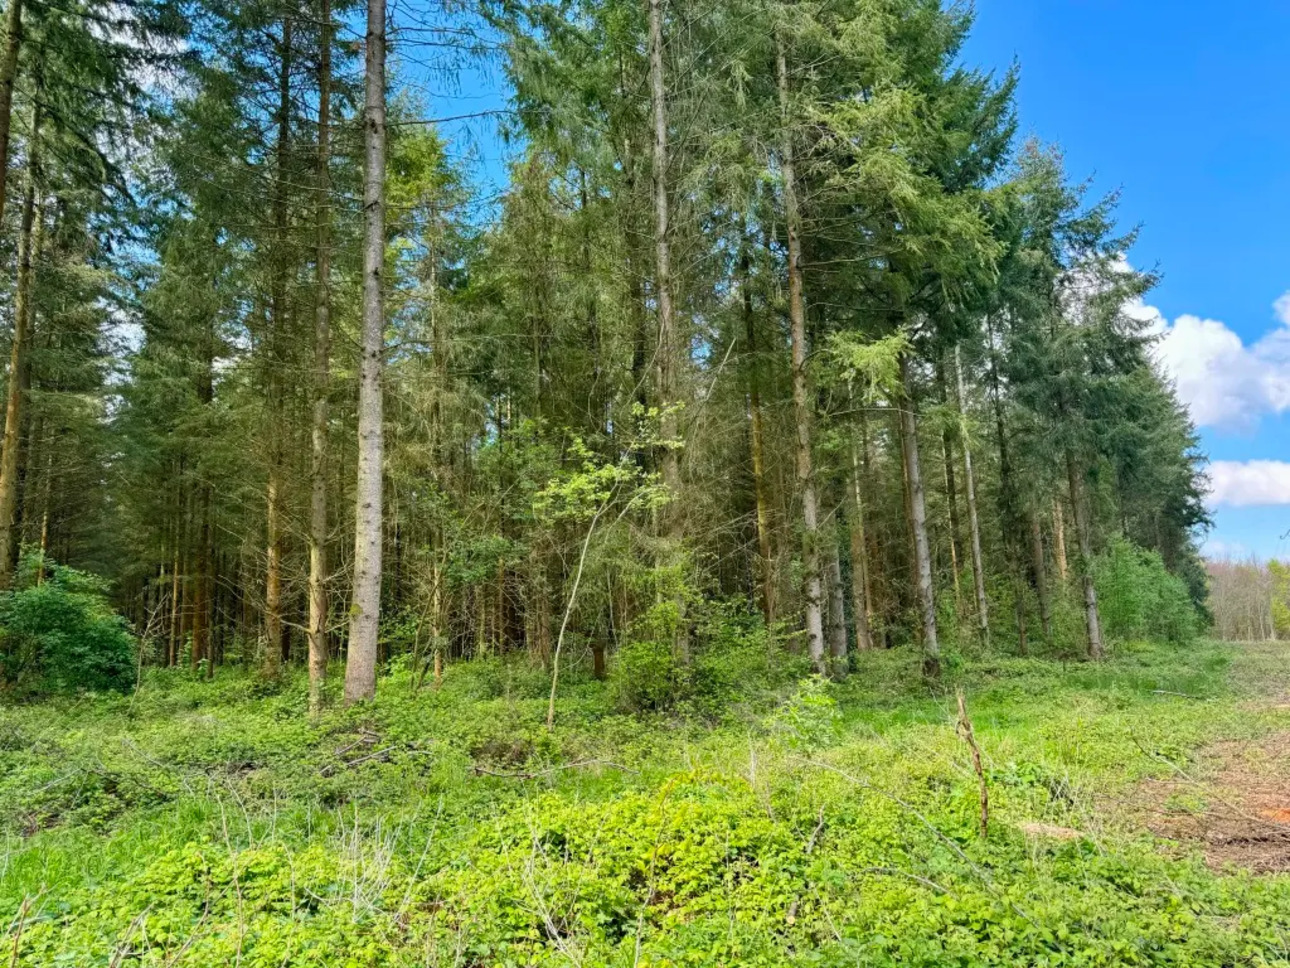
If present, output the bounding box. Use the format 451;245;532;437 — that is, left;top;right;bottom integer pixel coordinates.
5;641;1290;966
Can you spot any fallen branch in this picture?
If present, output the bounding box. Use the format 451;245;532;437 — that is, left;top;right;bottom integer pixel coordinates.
472;759;639;780
858;866;957;897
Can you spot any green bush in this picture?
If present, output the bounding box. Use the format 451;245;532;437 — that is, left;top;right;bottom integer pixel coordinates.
0;558;136;694
611;636;683;712
611;600;799;715
1093;537;1199;645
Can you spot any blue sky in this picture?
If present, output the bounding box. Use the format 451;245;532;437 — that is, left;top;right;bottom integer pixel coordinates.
962;0;1290;560
406;0;1290;560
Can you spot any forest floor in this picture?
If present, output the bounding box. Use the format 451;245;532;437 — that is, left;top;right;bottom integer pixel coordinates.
5;641;1290;966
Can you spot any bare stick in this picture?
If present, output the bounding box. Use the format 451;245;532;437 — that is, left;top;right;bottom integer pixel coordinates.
956;688;989;839
8;896;31;968
547;504;604;730
786;806;826;925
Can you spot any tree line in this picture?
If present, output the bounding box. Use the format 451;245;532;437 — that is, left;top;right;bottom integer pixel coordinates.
0;0;1210;704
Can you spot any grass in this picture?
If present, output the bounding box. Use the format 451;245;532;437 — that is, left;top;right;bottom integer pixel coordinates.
3;639;1290;966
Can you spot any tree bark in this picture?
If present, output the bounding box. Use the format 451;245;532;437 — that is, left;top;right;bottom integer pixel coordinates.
0;0;24;231
308;0;333;713
0;108;41;588
825;521;848;677
344;0;387;703
936;358;962;610
193;344;214;675
262;18;293;677
776;29;825;672
1052;497;1068;581
1066;451;1104;660
1029;510;1051;642
648;0;688;659
899;354;939;676
953;347;989;642
35;426;51;573
741;247;774;626
847;404;874;651
168;498;182;666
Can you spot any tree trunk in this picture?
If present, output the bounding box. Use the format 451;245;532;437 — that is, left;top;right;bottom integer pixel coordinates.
0;0;24;231
776;29;825;672
647;0;688;659
0;109;41;588
899;354;939;676
262;18;293;677
308;0;333;713
953;347;989;642
936;358;962;611
193;488;212;674
344;0;387;703
168;505;182;666
1052;497;1068;581
192;267;216;675
847;405;873;652
36;428;51;573
742;248;774;627
1029;510;1051;642
825;522;848;677
1066;451;1104;660
985;317;1033;653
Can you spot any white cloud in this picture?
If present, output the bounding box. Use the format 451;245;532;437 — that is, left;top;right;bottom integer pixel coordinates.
1208;460;1290;508
1276;292;1290;327
1139;291;1290;431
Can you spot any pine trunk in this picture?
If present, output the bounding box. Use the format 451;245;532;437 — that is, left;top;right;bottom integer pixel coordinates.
776;30;825;672
0;0;23;230
648;0;687;659
847;407;874;651
263;18;292;677
1053;497;1069;581
168;503;182;666
308;0;333;713
1066;451;1105;659
0;110;41;588
936;358;962;610
1029;511;1051;642
825;523;848;677
953;347;989;641
742;249;774;626
344;0;387;703
899;354;939;676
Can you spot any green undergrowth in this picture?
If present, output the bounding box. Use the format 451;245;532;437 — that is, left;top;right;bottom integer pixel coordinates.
4;640;1290;966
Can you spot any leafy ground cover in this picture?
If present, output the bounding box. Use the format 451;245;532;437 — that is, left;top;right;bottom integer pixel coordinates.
4;641;1290;966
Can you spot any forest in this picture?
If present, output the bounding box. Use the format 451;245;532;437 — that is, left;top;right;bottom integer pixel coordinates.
5;0;1286;964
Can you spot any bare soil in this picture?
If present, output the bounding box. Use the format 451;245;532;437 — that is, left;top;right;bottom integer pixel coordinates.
1135;643;1290;872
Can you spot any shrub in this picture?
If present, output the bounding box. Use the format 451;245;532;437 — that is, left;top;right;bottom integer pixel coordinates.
611;636;684;712
612;600;800;715
0;558;136;694
1093;537;1199;645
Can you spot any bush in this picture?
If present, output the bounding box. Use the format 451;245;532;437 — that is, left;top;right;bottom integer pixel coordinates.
1093;537;1199;645
611;637;684;712
0;558;136;693
611;600;799;716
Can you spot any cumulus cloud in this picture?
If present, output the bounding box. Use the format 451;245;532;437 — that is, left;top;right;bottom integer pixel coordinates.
1134;292;1290;431
1207;460;1290;508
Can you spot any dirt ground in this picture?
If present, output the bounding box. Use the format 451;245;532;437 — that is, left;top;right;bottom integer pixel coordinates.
1135;643;1290;873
